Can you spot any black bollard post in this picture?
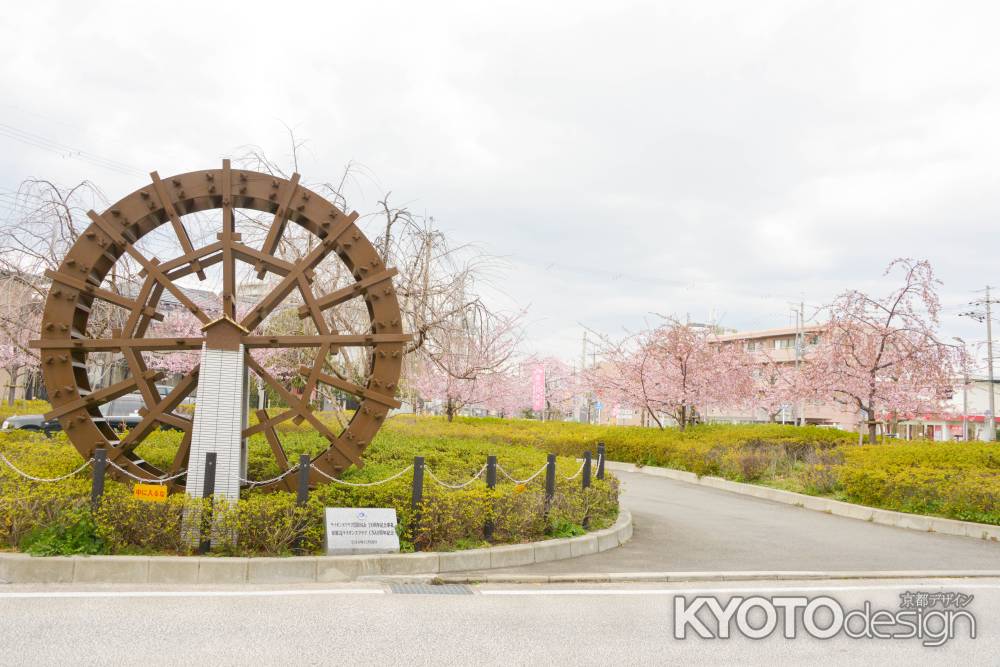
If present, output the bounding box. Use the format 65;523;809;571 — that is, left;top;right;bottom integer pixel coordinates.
544;454;556;516
484;455;497;541
198;452;217;555
296;454;310;506
411;456;425;551
293;454;310;553
596;442;606;480
90;448;107;510
582;451;592;489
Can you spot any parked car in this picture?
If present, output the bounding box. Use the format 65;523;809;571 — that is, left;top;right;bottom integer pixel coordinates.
0;414;61;435
1;388;181;436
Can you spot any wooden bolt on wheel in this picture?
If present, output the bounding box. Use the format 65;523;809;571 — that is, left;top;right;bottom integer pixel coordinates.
30;160;410;492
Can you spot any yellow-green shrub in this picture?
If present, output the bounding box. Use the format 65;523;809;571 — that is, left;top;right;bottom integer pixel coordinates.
0;419;619;554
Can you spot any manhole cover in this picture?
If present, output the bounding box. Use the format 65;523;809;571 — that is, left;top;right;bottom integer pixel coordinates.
388;583;473;595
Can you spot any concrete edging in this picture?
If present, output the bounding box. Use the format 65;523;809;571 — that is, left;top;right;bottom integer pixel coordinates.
437;570;1000;584
0;510;631;585
607;460;1000;542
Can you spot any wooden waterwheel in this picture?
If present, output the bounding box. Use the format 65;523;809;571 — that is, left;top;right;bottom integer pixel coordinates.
30;160;409;492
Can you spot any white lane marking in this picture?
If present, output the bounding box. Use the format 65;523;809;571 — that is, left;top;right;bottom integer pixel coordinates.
482;583;1000;596
0;588;385;600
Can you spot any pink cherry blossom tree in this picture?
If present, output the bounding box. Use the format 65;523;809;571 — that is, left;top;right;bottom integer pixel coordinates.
747;352;809;423
0;315;39;405
413;309;521;421
808;258;959;443
519;356;578;419
590;319;749;430
146;309;204;376
0;277;42;405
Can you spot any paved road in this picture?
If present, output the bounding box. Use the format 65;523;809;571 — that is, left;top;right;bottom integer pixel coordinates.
476;470;1000;574
0;578;994;665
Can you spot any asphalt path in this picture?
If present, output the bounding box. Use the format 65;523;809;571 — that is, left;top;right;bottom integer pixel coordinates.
0;578;995;665
477;470;1000;575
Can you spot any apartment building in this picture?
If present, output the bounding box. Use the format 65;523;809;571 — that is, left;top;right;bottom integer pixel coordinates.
894;377;1000;441
706;325;859;430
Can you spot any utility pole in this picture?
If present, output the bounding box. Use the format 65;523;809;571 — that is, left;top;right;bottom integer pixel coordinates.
954;337;970;442
581;332;590;424
961;287;998;441
789;300;806;426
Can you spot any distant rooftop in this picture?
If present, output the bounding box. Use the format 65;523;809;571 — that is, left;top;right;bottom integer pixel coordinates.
714;324;825;342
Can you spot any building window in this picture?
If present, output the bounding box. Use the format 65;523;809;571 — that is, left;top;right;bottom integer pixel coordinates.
775;338;794;349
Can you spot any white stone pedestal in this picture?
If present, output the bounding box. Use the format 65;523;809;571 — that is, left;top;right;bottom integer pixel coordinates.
185;344;248;501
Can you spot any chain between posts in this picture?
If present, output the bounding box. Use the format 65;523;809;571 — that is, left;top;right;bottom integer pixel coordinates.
310;464;414;487
0;453;93;482
106;459;188;484
239;467;299;488
424;464;488;489
496;462;549;485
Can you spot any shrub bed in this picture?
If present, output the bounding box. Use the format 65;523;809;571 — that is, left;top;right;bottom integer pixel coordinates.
386;416;1000;527
0;417;618;556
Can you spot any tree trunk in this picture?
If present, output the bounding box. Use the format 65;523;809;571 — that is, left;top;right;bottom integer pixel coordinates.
446;398;455;422
867;420;878;444
678;405;687;432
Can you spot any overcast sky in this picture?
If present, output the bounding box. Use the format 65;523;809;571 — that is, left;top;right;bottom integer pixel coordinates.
1;1;998;365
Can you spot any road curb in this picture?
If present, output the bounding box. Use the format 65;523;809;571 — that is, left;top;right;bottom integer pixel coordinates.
436;570;1000;584
606;461;1000;542
0;510;631;585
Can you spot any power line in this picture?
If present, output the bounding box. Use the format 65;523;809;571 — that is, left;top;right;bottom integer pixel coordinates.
0;122;144;177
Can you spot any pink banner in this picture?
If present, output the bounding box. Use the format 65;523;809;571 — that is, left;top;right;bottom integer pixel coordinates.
531;365;545;411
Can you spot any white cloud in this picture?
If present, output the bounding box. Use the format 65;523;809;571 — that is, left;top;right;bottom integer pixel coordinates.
1;0;997;357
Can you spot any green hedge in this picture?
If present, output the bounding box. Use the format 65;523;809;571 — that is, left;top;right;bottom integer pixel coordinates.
387;416;1000;527
0;421;618;555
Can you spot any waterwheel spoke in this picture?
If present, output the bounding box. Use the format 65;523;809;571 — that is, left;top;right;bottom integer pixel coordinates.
241;334;411;348
43;269;164;319
255;172;300;279
149;171;206;280
244;409;298;436
43;371;164;420
245;354;361;468
156;242;223;275
119;367;200;452
122;275;160;337
167;428;192;488
32;337;205;350
135;283;165;338
87;210;212;324
299;365;402;409
253;409;296;492
239;211;359;331
219;159;237;318
293;275;337;422
298;268;399;317
231;242;295;277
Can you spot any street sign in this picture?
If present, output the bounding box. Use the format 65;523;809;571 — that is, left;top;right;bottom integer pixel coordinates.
325;507;400;555
132;483;168;503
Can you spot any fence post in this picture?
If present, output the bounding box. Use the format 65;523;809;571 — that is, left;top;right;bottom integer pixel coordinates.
596;442;606;480
296;454;310;506
484;455;497;541
198;452;217;555
90;448;107;510
411;456;425;551
544;453;556;516
293;454;310;554
582;451;592;489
